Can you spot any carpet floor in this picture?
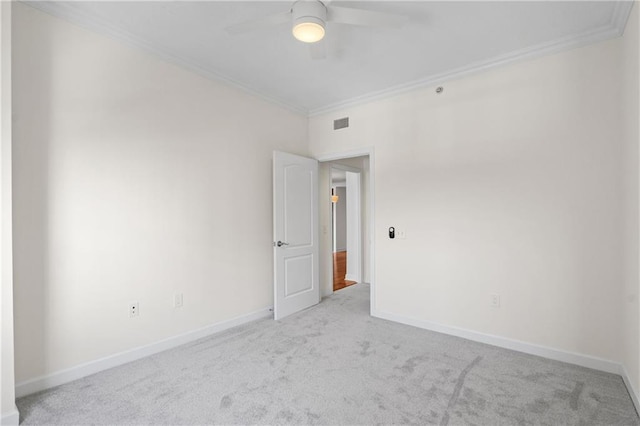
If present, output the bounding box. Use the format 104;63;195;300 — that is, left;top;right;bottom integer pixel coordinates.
17;283;640;425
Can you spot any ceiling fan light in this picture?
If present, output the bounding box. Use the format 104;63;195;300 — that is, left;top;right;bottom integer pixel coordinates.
292;17;325;43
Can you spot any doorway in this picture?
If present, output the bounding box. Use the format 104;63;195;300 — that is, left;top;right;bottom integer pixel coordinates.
331;169;357;291
317;152;372;306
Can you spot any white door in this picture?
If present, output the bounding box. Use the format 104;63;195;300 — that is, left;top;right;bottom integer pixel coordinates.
273;151;319;320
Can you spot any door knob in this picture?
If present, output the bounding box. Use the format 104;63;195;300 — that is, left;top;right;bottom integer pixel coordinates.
276;241;289;247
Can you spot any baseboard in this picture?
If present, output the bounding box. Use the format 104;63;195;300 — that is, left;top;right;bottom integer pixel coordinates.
15;306;273;398
620;364;640;416
372;309;620;374
0;406;19;426
375;308;640;414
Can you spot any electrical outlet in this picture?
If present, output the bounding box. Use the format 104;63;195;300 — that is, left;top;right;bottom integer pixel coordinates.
490;294;500;308
129;302;139;318
174;293;183;308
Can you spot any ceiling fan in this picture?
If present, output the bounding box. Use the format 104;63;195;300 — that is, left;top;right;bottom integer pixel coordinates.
225;0;408;55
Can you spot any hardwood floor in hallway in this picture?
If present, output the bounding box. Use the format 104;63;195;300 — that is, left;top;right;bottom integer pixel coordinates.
333;251;356;291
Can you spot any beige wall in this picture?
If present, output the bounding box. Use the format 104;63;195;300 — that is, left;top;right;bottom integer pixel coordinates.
1;1;18;424
621;2;640;400
310;33;631;367
12;3;308;383
333;187;347;252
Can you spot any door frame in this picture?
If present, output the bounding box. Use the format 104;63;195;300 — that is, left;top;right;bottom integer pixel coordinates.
317;147;375;315
330;163;362;283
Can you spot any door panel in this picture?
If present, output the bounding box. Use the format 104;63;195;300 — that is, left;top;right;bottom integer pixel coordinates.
273;151;319;320
285;254;313;296
284;165;313;247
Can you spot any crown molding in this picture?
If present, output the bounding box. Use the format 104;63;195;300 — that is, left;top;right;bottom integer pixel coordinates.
22;1;634;119
21;1;309;116
308;1;635;117
612;0;635;35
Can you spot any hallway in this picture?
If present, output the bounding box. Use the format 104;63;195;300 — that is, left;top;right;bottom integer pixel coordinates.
333;251;356;291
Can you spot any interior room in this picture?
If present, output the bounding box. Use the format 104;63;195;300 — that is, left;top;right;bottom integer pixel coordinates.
2;0;640;424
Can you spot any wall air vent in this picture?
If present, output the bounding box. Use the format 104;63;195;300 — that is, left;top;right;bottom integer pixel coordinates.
333;117;349;130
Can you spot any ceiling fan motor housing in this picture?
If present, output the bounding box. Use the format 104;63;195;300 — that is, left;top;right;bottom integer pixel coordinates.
291;0;327;43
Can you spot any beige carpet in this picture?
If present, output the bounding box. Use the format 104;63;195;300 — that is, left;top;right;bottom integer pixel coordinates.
17;283;639;425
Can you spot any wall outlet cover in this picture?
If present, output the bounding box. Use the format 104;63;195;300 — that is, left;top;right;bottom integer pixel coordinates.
129;302;139;317
490;294;501;308
174;293;184;308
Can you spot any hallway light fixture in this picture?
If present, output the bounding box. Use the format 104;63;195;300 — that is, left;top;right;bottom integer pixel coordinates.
331;188;339;203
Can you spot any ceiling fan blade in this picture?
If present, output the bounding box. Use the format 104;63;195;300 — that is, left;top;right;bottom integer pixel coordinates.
327;6;407;28
225;11;291;35
309;40;327;60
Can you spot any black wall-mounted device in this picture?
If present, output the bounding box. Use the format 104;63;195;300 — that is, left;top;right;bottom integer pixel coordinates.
389;227;395;239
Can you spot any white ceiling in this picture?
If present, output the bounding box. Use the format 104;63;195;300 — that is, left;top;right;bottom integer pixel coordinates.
26;1;633;115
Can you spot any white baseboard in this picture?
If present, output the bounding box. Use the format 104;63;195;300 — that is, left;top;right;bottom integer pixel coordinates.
14;305;640;416
15;307;273;398
0;406;19;426
373;309;640;413
620;364;640;416
372;309;621;374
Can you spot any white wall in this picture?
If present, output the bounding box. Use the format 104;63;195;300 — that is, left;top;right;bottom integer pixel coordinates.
621;2;640;403
310;35;630;366
361;158;371;285
1;1;18;424
12;3;308;384
333;186;347;252
345;172;361;282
